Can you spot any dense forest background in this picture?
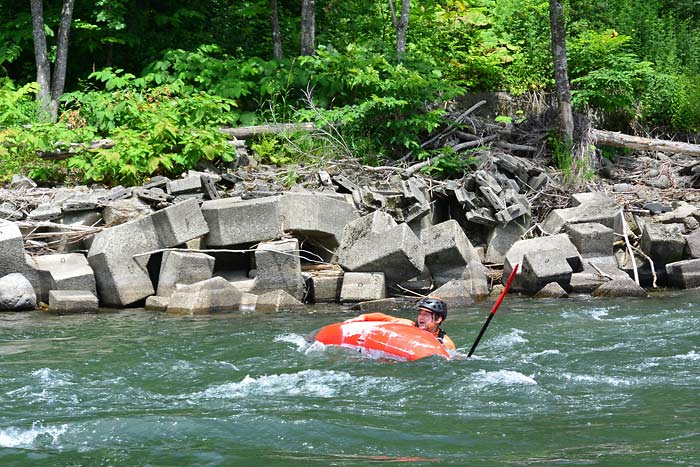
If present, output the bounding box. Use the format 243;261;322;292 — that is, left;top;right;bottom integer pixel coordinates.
1;0;700;185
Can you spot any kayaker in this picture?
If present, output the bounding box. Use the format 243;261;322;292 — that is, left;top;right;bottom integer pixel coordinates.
343;296;456;351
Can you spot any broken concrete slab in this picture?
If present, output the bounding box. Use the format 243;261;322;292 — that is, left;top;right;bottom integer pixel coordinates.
431;279;476;308
310;270;343;303
485;217;529;264
102;197;152;226
0;273;36;310
88;198;209;307
34;253;97;303
534;282;569;298
686;229;700;258
421;220;479;286
569;256;629;293
566;222;615;258
542;193;621;234
279;192;358;248
0;220;40;293
640;223;686;264
349;298;400;313
519;249;573;293
27;203;62;221
252;239;305;300
201;196;283;247
48;290;99;314
255;289;304;312
461;260;490;300
340;272;386;302
157;251;215;297
337;211;424;283
665;258;700;289
166;175;202;195
145;295;170;312
166;277;243;314
592;277;648;298
503;233;582;289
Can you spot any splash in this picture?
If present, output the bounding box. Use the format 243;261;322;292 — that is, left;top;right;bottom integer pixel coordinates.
0;421;68;449
472;369;538;386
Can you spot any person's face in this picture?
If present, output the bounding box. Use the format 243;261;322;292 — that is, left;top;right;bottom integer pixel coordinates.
416;308;441;331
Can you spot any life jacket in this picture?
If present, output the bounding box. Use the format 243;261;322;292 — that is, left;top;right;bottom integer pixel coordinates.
414;321;447;344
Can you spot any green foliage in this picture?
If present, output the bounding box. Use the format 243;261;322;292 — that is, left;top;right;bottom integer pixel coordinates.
641;72;700;132
422;148;479;178
0;78;39;126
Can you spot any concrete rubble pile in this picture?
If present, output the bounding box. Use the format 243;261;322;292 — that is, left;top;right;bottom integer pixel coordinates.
2;156;700;314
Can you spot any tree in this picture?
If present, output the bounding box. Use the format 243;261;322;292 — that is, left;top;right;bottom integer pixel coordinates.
387;0;410;58
270;0;283;60
548;0;574;142
300;0;315;55
29;0;75;122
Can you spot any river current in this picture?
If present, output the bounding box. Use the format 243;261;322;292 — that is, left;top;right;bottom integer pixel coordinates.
1;291;698;466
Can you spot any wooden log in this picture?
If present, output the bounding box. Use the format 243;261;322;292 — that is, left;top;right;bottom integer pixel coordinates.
220;123;316;139
591;129;700;156
38;139;115;160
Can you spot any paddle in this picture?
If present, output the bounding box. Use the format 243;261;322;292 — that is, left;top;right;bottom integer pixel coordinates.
467;263;519;358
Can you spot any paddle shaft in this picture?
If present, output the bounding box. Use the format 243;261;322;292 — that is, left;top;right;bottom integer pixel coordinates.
467;263;519;358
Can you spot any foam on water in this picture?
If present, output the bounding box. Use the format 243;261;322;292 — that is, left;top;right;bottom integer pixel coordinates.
275;333;312;351
488;329;528;348
559;372;634;387
0;421;68;449
471;369;538;386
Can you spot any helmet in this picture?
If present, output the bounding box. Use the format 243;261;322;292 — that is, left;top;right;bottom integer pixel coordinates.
418;297;447;321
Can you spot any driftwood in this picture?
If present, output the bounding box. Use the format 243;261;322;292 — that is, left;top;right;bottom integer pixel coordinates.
38;139;115;160
220;123;316;139
591;129;700;156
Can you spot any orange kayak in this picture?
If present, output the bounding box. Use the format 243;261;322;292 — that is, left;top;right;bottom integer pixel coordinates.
314;320;452;361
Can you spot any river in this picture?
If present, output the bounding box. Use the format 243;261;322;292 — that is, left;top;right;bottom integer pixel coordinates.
1;291;698;466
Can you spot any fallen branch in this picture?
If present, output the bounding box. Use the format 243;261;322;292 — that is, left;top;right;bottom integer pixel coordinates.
591;129;700;156
618;209;639;285
38;139;115;160
220;123;316;139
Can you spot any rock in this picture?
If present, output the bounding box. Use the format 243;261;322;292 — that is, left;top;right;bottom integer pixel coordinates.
461;260;490;300
0;273;36;310
340;272;386;302
570;256;629;293
665;259;700;289
9;175;37;189
519;249;573;293
0;202;24;221
27;203;62;221
201;196;283;247
0;220;40;292
613;183;633;192
565;222;615;258
102;197;152;226
655;202;699;224
640;223;686;265
542;193;621;234
686;229;700;258
534;282;569;298
592;277;648;298
157;251;215;297
252;239;305;300
644;202;672;215
34;253;97;303
421;220;479;286
337;211;424;283
166;277;243;314
255;289;303;312
88;198;209;307
48;290;98;314
485;217;529;264
145;295;170;311
309;270;343;303
430;280;476;308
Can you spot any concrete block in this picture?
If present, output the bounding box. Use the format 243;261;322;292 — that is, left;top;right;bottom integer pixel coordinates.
542;193;620;234
255;290;303;312
279;192;358;248
310;271;343;303
145;295;170;312
592;277;648;298
252;239;305;300
534;282;568;298
34;253;97;303
0;273;36;310
474;170;501;193
48;290;99;314
167;175;202;195
461;259;490;300
431;280;476;308
665;259;700;289
201;196;283;247
640;223;686;264
152;198;209;247
503;233;582;288
485;217;529;264
27;203;62;221
340;272;386;302
519;249;573;292
349;298;400;313
479;186;506;210
566;222;615;257
686;229;700;258
0;220;40;292
166;277;243;314
569;256;629;293
421;220;479;286
157;251;215;297
102;197;152;226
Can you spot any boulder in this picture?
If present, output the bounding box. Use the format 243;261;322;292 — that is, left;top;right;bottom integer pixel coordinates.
340;272;386;302
157;251;215;297
337;211;424;283
255;290;304;312
48;290;99;314
88;199;209;307
592;277;648;298
252;239;305;300
503;234;582;291
0;273;36;310
34;253;97;303
201;196;283;247
640;223;686;265
166;277;242;314
534;282;569;298
421;220;479;286
665;259;700;289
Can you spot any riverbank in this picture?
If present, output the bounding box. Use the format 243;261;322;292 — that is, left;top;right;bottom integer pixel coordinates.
1;141;700;314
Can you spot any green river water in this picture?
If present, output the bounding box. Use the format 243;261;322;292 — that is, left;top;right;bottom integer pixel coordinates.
1;291;698;466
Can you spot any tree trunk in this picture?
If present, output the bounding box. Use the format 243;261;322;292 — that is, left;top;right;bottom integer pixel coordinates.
548;0;574;142
300;0;315;56
30;0;52;121
396;0;410;57
590;129;700;156
50;0;75;120
387;0;398;29
269;0;283;60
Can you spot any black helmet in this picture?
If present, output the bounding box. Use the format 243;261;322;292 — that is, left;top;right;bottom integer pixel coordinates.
418;297;447;320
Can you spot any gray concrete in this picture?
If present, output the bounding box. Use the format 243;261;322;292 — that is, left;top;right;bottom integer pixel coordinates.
421;220;479;286
166;277;243;314
145;295;170;312
279;192;358;248
48;290;99;314
202;196;283;247
0;220;40;293
665;259;700;289
534;282;569;298
503;233;582;290
592;277;648;298
349;298;400;313
431;279;476;308
569;256;629;293
461;259;490;300
485;217;529;264
566;222;615;258
88;198;209;307
686;229;700;258
340;272;386;302
640;223;686;264
310;270;343;303
255;290;303;311
338;212;424;283
34;253;97;303
252;239;305;300
157;251;215;297
542;193;621;234
0;273;36;310
519;249;573;293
